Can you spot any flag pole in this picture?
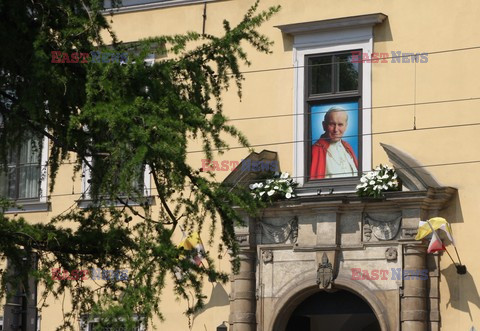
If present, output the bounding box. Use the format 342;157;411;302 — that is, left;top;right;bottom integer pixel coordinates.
426;220;466;275
443;247;457;265
448;223;464;266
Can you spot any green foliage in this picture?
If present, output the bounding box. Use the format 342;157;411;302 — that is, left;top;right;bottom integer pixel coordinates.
0;0;280;329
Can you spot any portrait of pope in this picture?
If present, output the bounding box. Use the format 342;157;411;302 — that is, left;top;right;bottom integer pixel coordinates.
310;106;359;179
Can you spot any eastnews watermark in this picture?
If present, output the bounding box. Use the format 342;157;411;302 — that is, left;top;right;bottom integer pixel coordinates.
51;268;129;281
351;51;429;64
51;51;128;64
351;268;429;280
201;159;279;172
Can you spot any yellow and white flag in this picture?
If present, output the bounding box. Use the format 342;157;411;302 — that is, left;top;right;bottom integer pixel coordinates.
415;217;455;245
178;232;205;266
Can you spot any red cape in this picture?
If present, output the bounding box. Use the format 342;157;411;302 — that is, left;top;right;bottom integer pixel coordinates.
310;139;358;179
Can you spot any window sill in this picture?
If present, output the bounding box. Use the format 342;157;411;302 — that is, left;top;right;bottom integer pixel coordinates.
297;177;361;196
76;196;156;209
2;200;51;214
103;0;222;14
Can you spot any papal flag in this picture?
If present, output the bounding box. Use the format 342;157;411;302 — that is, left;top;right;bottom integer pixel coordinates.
178;232;205;266
427;230;446;253
415;217;455;245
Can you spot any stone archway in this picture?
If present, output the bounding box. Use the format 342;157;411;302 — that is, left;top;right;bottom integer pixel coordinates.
270;276;390;331
286;290;380;330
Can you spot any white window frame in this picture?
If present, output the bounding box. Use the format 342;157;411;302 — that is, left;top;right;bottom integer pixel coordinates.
276;14;387;193
78;55;155;207
103;0;221;14
1;135;49;213
80;315;145;331
81;157;152;202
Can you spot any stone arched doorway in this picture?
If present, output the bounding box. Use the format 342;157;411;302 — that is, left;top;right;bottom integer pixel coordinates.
285;289;381;331
270;276;390;331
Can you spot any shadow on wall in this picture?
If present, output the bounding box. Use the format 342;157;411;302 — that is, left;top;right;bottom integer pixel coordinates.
441;263;480;321
193;282;230;319
442;190;464;224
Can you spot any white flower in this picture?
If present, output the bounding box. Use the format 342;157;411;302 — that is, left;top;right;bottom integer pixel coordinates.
287;187;293;193
382;184;388;190
369;180;375;185
267;190;275;196
249;183;258;190
265;185;270;189
373;185;378;190
392;173;397;179
387;181;393;187
382;174;389;179
286;192;292;199
258;183;263;188
280;172;289;179
259;191;265;196
360;176;368;183
266;179;273;184
279;179;286;183
251;193;257;198
356;184;363;189
274;186;279;190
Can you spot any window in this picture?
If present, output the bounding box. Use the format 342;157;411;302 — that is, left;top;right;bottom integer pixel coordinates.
103;0;218;13
276;13;387;192
306;51;361;181
80;156;151;207
0;134;44;200
78;56;154;207
81;315;145;331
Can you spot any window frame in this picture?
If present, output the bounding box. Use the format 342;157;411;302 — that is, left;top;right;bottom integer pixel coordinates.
304;50;363;184
0;134;49;213
290;25;374;193
103;0;221;13
80;315;145;331
79;156;152;208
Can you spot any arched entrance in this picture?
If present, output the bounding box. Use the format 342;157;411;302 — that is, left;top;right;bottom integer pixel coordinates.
285;290;381;331
270;276;389;331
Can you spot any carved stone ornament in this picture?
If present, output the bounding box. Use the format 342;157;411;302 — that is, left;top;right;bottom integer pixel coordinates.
385;247;398;261
236;234;249;247
316;253;333;289
364;213;402;240
259;216;298;244
402;228;418;239
363;223;372;242
262;250;273;264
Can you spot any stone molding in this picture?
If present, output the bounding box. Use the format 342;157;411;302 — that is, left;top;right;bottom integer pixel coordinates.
269;273;390;331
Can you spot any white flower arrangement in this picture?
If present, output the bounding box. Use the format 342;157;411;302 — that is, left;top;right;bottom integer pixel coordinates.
249;172;297;203
356;164;401;198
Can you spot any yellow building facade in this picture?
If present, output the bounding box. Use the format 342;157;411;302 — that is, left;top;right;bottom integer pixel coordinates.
2;0;480;330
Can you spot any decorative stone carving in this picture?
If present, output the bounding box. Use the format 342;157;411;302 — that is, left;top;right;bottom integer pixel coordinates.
364;213;402;240
262;250;273;264
402;228;418;239
259;216;298;244
236;234;249;247
363;223;372;241
316;253;333;289
385;247;398;261
290;217;299;243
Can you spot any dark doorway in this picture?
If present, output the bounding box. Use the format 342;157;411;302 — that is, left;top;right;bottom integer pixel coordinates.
285;290;380;331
